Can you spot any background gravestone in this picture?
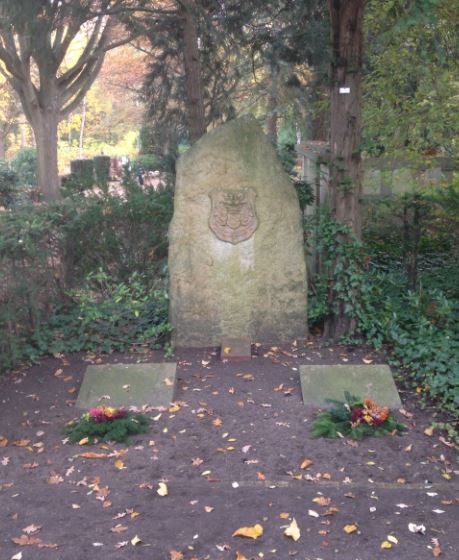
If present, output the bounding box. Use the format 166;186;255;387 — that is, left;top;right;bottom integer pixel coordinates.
169;116;308;347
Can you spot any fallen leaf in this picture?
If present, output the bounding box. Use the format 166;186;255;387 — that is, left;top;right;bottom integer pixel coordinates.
256;471;266;481
78;437;89;445
131;535;142;546
115;541;128;549
0;436;8;447
22;462;39;469
111;524;128;534
192;457;204;466
343;524;358;534
22;525;41;535
284;518;300;541
13;439;30;447
232;524;263;539
387;535;398;544
114;459;125;470
279;512;290;519
170;550;184;560
381;541;393;549
11;552;23;560
12;535;42;546
308;509;320;518
300;458;313;469
235;552;248;560
164;377;174;386
204;506;214;513
212;418;223;427
47;472;64;484
79;452;108;459
312;496;331;507
157;482;168;496
408;523;426;534
424;426;434;437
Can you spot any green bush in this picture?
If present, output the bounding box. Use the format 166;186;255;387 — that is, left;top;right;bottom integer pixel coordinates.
308;211;459;423
11;148;37;188
0;162;19;208
135;153;160;171
0;182;173;371
33;271;172;356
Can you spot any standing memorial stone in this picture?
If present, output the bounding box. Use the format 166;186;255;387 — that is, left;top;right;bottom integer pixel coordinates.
169;116;307;346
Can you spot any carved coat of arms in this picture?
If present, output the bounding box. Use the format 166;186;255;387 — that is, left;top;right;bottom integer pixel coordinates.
209;188;258;244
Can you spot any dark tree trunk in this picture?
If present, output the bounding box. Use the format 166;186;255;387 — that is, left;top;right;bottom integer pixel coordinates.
324;0;364;340
266;90;278;144
181;0;206;144
31;110;61;202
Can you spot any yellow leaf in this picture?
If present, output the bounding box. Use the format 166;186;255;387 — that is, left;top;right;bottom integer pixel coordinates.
343;524;358;534
157;482;168;496
114;459;125;470
279;512;290;519
235;552;248;560
232;524;263;539
13;439;31;447
284;518;301;541
381;541;393;549
130;535;142;546
300;458;313;469
312;496;331;507
169;403;181;413
223;347;232;354
424;426;434;437
78;437;89;445
130;511;141;519
163;377;174;386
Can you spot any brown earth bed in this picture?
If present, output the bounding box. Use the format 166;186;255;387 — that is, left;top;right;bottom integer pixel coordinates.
0;339;458;560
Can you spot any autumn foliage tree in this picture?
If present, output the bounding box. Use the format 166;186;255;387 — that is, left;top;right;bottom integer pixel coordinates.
0;0;132;200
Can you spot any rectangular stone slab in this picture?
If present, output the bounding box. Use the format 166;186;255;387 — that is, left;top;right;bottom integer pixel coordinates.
299;364;401;409
220;338;252;362
76;362;176;409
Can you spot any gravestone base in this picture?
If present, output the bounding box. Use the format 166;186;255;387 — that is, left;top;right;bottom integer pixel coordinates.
76;363;176;409
299;364;401;409
220;338;252;362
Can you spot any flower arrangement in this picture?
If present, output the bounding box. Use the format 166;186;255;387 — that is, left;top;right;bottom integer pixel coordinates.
64;406;150;444
311;392;406;440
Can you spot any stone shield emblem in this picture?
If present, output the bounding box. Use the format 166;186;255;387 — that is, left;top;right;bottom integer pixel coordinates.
209;188;258;244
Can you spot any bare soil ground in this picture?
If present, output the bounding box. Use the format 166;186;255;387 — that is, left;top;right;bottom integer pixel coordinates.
0;339;458;560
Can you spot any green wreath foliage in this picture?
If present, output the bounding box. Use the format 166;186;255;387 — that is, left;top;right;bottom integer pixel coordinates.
311;393;406;440
65;412;150;444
